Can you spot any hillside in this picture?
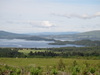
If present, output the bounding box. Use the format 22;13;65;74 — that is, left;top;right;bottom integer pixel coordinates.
0;31;29;39
0;30;100;41
75;30;100;40
44;30;100;41
49;39;100;46
26;32;79;35
0;31;54;41
78;30;100;37
0;31;25;39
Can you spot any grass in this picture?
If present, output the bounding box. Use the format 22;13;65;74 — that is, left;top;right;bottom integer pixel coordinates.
0;58;100;67
0;58;100;75
18;49;46;55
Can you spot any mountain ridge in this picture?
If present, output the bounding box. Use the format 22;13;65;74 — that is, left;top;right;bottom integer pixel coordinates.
25;32;79;35
0;31;54;41
43;30;100;41
0;30;100;41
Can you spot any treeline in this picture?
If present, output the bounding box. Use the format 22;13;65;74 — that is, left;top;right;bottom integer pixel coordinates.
28;51;58;57
0;48;24;57
0;46;100;58
28;47;100;58
28;51;100;58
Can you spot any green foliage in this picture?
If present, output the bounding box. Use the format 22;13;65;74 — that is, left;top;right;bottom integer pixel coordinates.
0;46;100;58
30;67;42;75
72;60;78;67
0;47;100;75
71;63;80;75
72;71;77;75
51;69;58;75
57;59;65;71
15;68;21;75
83;61;90;68
90;67;95;74
74;66;80;73
0;58;100;75
0;65;21;75
0;48;24;57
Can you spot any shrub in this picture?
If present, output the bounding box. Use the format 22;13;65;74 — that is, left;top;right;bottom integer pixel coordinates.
51;69;58;75
72;71;77;75
30;67;42;75
90;67;95;74
72;60;78;67
57;59;65;71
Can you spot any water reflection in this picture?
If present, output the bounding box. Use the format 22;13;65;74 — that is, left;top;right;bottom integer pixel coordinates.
0;39;84;48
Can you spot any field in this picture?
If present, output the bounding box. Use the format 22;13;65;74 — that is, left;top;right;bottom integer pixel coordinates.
0;58;99;67
0;47;100;75
0;58;100;75
18;49;46;55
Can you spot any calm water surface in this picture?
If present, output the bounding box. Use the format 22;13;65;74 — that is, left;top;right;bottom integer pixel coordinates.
0;39;84;48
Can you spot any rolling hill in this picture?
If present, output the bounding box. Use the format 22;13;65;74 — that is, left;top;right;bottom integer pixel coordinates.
44;30;100;41
0;30;100;41
75;30;100;40
78;30;100;37
0;31;54;41
26;32;79;35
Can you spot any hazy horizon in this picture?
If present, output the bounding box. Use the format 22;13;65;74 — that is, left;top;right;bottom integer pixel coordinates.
0;0;100;33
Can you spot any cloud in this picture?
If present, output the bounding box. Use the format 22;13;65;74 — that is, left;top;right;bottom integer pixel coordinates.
6;20;56;28
29;21;55;28
52;12;100;19
94;12;100;17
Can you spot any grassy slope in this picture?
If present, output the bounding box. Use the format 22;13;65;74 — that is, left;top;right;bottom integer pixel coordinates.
0;58;100;67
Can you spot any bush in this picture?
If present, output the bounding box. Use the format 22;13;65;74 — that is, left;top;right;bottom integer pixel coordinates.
57;59;65;71
51;69;58;75
90;67;95;74
72;60;78;67
30;67;42;75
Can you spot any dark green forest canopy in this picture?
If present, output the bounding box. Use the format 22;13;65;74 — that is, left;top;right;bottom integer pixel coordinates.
0;46;100;59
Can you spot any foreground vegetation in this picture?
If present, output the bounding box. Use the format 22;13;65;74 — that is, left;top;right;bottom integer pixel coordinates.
0;47;100;75
0;58;100;75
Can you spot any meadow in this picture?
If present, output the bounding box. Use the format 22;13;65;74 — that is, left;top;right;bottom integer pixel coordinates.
0;47;100;75
0;58;100;75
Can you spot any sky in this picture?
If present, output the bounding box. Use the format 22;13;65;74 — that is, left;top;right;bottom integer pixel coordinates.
0;0;100;33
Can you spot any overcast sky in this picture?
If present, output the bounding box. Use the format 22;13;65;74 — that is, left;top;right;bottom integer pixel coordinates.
0;0;100;33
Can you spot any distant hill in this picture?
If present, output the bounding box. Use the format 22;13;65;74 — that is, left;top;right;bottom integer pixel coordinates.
75;30;100;40
26;32;79;35
78;30;100;37
0;31;26;39
44;30;100;41
0;31;54;41
0;30;100;41
49;39;100;46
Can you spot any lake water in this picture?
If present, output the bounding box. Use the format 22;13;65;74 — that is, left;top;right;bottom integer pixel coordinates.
0;39;84;48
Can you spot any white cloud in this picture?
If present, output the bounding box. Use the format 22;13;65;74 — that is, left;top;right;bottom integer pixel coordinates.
29;21;55;28
80;14;90;19
6;20;56;28
52;12;100;19
94;12;100;17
